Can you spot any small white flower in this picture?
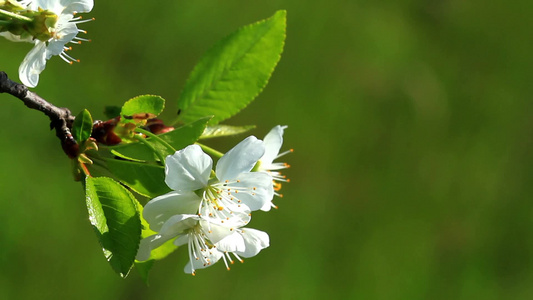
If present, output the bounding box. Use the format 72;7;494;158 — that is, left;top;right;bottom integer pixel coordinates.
256;125;292;210
136;214;269;275
17;0;94;87
142;136;274;232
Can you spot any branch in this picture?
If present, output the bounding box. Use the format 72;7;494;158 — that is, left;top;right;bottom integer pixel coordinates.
0;71;79;158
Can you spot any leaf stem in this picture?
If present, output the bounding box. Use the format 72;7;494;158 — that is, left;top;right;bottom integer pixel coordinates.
196;142;224;158
0;9;33;22
134;135;166;164
135;127;176;154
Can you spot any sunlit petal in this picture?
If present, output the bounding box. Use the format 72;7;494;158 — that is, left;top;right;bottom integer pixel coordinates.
216;136;264;181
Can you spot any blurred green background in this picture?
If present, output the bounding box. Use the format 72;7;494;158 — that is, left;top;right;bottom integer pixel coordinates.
1;0;532;299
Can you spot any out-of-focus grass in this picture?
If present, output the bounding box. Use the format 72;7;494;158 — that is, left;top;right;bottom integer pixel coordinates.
1;1;532;299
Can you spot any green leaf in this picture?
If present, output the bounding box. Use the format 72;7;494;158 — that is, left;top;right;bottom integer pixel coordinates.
85;176;142;278
121;95;165;120
72;109;93;144
110;116;211;162
104;158;171;198
200;124;256;139
175;10;286;125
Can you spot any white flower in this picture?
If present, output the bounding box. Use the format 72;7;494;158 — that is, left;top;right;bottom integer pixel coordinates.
136;214;269;275
142;136;274;231
256;125;292;210
17;0;94;87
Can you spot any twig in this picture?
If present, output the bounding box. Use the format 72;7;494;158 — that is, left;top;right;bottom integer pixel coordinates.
0;71;79;158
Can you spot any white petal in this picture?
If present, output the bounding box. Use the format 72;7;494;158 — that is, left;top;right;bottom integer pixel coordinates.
136;234;157;261
142;191;201;232
164;145;212;191
46;17;77;57
261;125;287;165
235;228;269;258
0;32;34;43
216;136;265;181
136;233;175;261
155;215;199;243
259;200;275;212
199;219;234;244
232;172;274;211
216;232;245;253
19;42;47;88
31;0;60;11
174;234;189;247
31;0;93;14
61;0;94;14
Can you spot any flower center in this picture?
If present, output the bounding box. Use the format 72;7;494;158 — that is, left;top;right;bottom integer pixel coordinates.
198;179;254;225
